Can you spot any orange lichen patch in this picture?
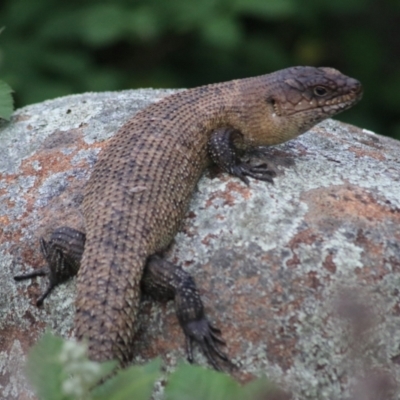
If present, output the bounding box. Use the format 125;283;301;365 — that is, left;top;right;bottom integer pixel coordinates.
267;332;299;371
0;185;8;198
290;227;320;247
0;323;43;357
272;289;305;319
302;184;400;224
286;228;321;269
205;179;252;208
312;124;339;139
347;145;387;161
225;181;252;200
391;302;400;317
4;197;15;207
323;253;337;274
19;245;42;267
0;215;10;226
17;280;42;306
262;295;301;371
2;228;20;245
284;183;400;284
201;233;218;246
0;224;24;249
227;296;263;338
355;229;385;258
18;130;103;180
389;255;400;270
186;211;197;220
354;253;397;286
0;130;112;241
234;372;257;385
179;225;196;238
134;304;182;357
312;122;361;146
307;271;322;289
0;325;45;400
12;113;32;122
214;269;301;371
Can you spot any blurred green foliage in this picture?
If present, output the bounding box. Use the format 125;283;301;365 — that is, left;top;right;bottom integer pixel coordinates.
0;0;399;138
27;332;286;400
0;80;13;120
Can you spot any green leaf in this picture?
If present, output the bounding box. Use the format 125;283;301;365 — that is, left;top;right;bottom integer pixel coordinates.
26;332;117;400
166;364;284;400
26;333;67;400
241;377;289;399
0;80;14;121
165;363;240;400
92;358;161;400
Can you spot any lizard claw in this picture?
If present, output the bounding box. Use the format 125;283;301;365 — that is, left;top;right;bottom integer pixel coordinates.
231;162;277;185
14;267;53;306
182;318;234;371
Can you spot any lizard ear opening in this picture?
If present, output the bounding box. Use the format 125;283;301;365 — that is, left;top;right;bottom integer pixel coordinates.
266;96;280;116
266;96;275;105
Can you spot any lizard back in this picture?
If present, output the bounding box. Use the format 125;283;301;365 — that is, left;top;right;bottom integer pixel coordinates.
76;80;241;361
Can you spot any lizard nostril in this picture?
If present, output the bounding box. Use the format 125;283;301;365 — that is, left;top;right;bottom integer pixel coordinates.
348;80;363;95
354;84;363;96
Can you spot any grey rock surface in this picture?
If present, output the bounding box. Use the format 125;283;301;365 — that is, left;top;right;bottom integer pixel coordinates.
1;89;400;400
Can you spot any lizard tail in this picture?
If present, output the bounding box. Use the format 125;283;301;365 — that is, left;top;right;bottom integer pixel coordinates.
74;245;146;363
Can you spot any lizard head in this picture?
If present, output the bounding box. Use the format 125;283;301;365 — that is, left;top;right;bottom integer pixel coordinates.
265;66;363;136
236;66;363;147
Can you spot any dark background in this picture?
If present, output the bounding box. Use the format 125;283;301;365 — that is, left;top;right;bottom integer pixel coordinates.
1;0;399;139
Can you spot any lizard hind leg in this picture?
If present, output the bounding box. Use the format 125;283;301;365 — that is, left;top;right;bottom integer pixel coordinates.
14;227;85;306
208;127;278;185
142;255;233;371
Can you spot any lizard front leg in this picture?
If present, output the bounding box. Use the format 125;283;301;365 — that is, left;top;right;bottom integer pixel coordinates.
208;127;278;185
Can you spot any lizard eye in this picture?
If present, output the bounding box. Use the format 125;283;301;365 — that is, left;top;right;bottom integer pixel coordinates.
314;86;328;96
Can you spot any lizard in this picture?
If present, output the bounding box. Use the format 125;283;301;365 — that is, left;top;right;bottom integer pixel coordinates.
14;66;363;369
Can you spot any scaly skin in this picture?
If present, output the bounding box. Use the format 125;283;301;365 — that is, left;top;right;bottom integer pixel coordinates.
73;66;362;363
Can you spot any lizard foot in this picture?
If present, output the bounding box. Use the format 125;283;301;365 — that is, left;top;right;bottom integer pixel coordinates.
14;266;53;306
14;227;84;306
184;319;234;371
230;161;277;185
209;127;278;185
143;255;234;371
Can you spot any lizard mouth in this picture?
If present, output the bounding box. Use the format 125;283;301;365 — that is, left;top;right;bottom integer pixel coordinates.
323;83;363;115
